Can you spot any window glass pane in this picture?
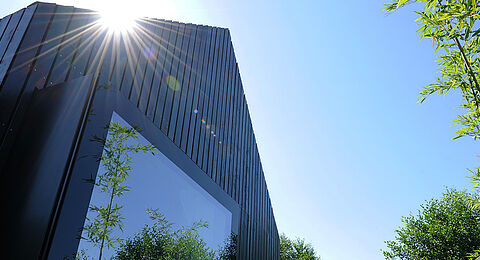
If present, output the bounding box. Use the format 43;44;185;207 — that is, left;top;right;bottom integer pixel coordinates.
77;111;232;258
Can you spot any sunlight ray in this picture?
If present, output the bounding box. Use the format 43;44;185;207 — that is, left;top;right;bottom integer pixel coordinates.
8;20;101;76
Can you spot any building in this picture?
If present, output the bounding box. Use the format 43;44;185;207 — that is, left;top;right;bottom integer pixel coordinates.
0;2;279;259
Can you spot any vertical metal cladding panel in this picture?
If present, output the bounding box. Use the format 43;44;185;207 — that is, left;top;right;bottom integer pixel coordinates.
203;26;218;175
253;144;257;218
202;27;220;176
217;29;230;185
95;26;116;87
234;67;241;202
190;26;209;162
230;70;238;200
199;27;213;172
238;212;244;259
248;209;253;257
168;23;187;142
109;31;128;92
237;88;244;206
187;24;200;155
243;211;250;258
260;167;264;259
139;19;163;115
0;15;10;56
224;71;233;196
237;89;244;206
87;29;111;80
209;28;224;183
215;29;229;189
221;40;231;194
243;104;250;212
254;137;259;215
138;19;162;113
155;21;176;131
47;8;91;87
233;71;241;203
246;211;252;258
246;102;252;215
228;66;236;199
267;178;271;258
251;125;256;225
266;178;269;249
208;27;221;182
0;13;15;63
129;20;154;105
118;22;142;98
214;29;227;184
31;5;74;90
259;160;263;255
221;37;234;195
0;8;28;76
160;22;181;135
250;123;256;219
0;3;75;162
244;95;251;215
0;3;51;161
95;32;118;89
67;14;98;82
225;38;235;193
169;23;189;144
0;4;36;106
247;133;253;257
239;88;247;208
238;211;246;258
208;28;223;176
196;27;214;172
248;109;254;219
151;22;172;123
184;26;205;158
174;24;196;148
253;141;259;259
166;23;186;139
227;45;236;197
179;24;198;152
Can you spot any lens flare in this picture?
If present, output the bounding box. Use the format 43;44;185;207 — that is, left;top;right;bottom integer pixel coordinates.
166;75;180;91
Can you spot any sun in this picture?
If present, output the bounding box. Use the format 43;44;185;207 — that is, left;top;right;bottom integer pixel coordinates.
98;6;139;33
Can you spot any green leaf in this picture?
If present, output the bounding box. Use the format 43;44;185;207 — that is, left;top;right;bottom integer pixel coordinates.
397;0;408;8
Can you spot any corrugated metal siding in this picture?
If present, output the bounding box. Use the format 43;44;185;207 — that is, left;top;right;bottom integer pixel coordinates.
0;2;279;258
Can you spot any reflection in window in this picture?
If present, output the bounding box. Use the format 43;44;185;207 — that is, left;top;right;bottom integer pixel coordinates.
77;112;232;259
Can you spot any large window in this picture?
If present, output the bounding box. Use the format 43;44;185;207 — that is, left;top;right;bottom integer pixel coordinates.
77;112;232;258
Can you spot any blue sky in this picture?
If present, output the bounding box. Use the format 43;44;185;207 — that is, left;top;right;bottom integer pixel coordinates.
2;1;479;259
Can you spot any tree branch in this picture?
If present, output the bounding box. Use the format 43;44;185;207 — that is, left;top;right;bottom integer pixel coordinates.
454;37;480;107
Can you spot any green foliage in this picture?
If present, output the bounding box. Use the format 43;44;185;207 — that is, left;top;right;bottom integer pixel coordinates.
114;208;215;260
469;249;480;260
280;233;321;260
216;233;238;260
382;188;480;259
82;122;155;259
384;0;480;202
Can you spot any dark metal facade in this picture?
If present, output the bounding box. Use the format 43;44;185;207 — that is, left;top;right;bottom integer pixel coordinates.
0;2;279;259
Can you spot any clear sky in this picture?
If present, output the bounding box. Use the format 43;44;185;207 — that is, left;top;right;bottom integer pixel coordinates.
2;1;479;259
